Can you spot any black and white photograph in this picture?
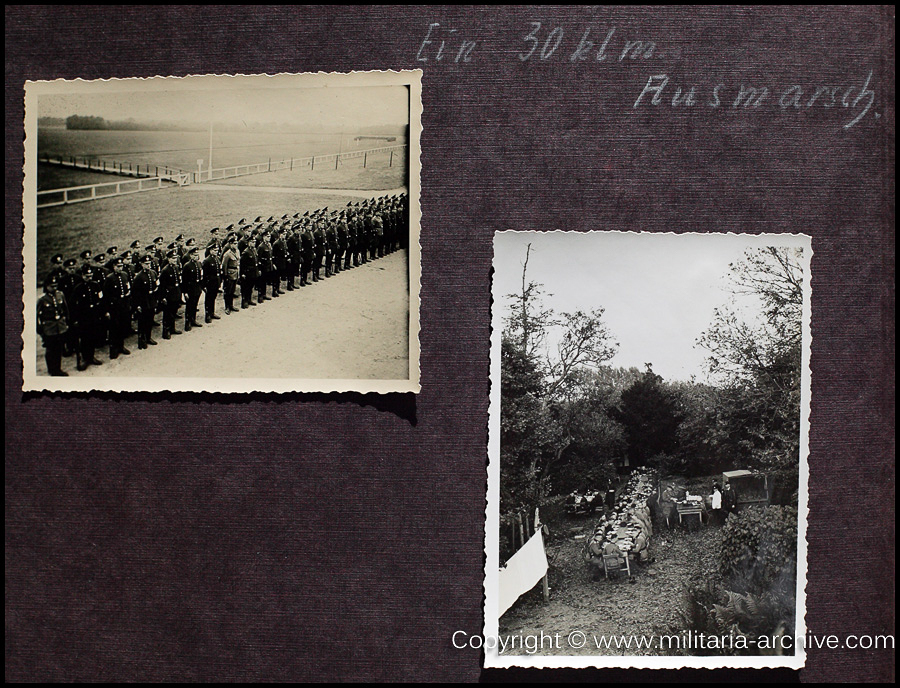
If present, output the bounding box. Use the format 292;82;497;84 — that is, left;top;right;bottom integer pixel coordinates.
22;71;421;393
484;231;811;669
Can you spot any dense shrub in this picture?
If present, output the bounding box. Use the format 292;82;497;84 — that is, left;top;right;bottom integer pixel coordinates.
720;506;798;596
678;582;794;656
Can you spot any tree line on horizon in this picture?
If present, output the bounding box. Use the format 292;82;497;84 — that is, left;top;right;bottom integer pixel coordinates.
39;115;408;138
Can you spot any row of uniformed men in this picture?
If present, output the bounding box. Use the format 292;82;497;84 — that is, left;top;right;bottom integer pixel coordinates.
37;194;408;376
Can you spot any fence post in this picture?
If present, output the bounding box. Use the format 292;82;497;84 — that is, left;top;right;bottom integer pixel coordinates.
268;158;271;172
363;152;367;168
536;510;549;601
335;155;339;170
389;150;394;167
311;156;315;171
517;513;525;549
290;158;293;171
64;189;69;205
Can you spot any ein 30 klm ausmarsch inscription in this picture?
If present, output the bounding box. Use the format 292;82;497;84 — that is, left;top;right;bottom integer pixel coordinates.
416;22;879;130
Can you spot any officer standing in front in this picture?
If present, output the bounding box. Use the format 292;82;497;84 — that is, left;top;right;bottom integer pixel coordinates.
37;273;70;376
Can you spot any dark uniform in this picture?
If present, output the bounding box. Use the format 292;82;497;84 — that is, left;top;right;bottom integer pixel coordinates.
104;246;120;273
373;214;385;258
47;254;65;284
271;231;287;296
344;216;355;270
103;262;132;359
312;224;325;281
202;247;223;322
182;249;203;331
324;222;338;277
362;214;373;263
78;250;94;279
152;238;167;271
58;259;82;356
335;219;348;274
158;253;184;339
299;226;314;286
69;266;105;370
286;227;301;290
240;241;258;308
132;257;159;349
256;235;273;301
36;275;69;376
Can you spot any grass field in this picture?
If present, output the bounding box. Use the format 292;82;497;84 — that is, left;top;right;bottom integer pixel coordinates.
37;163;140;191
38;128;405;172
35;186;369;284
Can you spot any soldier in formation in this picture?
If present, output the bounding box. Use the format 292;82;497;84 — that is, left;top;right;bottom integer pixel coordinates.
35;193;408;375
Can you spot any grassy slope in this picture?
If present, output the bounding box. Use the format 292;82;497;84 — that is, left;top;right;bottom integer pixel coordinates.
37;164;137;192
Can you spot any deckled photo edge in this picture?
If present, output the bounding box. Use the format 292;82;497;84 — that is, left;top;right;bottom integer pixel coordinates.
484;230;812;670
22;70;422;394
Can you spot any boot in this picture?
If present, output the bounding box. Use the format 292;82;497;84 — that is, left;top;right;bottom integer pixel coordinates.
147;337;158;346
138;336;147;350
184;320;191;332
76;353;87;371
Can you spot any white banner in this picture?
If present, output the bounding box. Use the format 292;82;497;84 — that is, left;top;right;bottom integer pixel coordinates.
498;530;548;617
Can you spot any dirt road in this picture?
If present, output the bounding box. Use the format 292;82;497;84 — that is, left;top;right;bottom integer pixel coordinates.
34;251;411;381
498;513;722;657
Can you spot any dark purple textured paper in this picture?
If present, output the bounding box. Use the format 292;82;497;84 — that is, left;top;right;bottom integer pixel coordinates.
5;6;894;682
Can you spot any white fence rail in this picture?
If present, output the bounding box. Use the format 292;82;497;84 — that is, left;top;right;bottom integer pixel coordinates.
37;176;184;209
39;155;189;182
192;144;406;184
36;144;406;206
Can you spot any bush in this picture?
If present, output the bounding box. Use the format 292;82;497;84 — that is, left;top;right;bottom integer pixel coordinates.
678;582;795;656
720;506;798;597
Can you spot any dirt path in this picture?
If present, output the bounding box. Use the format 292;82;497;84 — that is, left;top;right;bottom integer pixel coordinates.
34;251;410;381
498;513;723;656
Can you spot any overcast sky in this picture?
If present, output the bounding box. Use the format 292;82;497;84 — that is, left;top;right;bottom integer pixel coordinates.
38;85;409;130
493;231;802;383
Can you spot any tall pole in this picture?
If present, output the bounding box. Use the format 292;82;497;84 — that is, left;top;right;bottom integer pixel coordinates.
208;121;213;181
